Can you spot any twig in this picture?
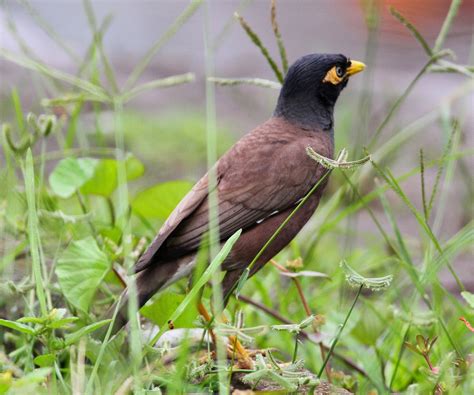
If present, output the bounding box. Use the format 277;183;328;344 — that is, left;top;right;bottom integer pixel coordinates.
270;259;331;380
270;260;311;315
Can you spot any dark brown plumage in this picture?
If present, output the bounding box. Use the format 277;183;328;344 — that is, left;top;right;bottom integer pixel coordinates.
111;53;365;330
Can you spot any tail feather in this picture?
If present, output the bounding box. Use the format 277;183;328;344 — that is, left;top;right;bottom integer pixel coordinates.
100;256;196;338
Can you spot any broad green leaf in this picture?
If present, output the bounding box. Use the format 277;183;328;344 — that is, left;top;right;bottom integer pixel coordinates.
80;155;145;197
141;292;198;328
65;320;112;345
131;180;192;220
56;237;110;312
0;318;35;335
49;157;97;198
33;354;55;367
461;292;474;309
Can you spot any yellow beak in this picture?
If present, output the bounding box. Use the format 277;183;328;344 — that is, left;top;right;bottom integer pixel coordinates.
346;60;366;76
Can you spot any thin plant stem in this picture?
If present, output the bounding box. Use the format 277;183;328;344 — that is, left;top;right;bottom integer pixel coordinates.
23;149;48;316
317;284;363;378
428;121;457;222
112;98;141;388
292;335;299;363
248;171;331;275
204;1;228;390
270;0;288;73
270;260;311;315
225;169;331;305
234;12;284;83
390;7;432;56
124;0;203;90
368;52;449;149
82;0;119;94
389;323;410;390
419;149;429;221
433;0;462;53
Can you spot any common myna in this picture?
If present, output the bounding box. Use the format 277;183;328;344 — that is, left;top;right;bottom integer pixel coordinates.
113;53;365;329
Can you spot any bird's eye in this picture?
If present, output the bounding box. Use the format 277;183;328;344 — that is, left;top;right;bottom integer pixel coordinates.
323;65;346;85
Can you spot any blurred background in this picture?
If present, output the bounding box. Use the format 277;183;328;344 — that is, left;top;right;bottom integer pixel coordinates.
1;0;473;287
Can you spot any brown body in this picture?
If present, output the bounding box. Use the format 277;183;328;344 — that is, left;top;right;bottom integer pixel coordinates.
132;117;333;310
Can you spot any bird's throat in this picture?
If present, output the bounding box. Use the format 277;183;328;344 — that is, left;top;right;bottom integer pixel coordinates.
273;94;335;132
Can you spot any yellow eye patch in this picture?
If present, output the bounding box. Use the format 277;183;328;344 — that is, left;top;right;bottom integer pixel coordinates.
322;66;345;85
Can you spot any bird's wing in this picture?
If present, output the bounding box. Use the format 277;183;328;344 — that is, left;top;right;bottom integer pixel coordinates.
135;175;211;272
135;121;330;272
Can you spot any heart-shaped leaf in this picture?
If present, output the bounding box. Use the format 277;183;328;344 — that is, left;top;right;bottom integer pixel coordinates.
131;180;192;220
56;237;110;312
80;155;145;197
49;157;97;198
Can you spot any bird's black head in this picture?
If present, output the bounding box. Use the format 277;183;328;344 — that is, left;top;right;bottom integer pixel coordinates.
274;53;365;131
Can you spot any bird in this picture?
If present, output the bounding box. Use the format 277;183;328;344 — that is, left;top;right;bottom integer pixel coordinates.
111;53;365;331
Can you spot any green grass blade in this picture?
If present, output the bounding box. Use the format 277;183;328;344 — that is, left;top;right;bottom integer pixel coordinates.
0;48;109;101
82;0;119;94
120;73;195;103
147;229;242;347
318;284;364;378
370;158;465;291
11;88;25;133
433;0;462;52
22;148;49;316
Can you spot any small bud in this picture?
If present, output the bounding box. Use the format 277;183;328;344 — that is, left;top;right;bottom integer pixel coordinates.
167;320;175;330
285;257;303;270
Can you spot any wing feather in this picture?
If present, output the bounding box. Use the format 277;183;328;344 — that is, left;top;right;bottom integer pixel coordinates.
135;119;331;272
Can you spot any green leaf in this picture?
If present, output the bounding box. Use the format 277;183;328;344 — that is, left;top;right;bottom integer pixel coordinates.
131;180;192;220
49;157;98;198
56;237;111;312
80;155;145;197
33;354;55;367
47;317;78;329
461;291;474;309
141;292;198;328
124;155;145;181
0;318;35;335
65;320;112;345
